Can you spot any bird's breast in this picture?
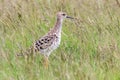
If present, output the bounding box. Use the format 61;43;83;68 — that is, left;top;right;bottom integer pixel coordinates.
53;35;61;49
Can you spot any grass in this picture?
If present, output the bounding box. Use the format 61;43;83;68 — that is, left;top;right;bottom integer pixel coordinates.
0;0;120;80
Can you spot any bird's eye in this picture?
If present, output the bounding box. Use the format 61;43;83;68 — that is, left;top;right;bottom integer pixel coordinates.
62;14;66;16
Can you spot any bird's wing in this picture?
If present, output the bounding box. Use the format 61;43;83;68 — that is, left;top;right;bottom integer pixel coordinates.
17;34;58;56
34;34;58;51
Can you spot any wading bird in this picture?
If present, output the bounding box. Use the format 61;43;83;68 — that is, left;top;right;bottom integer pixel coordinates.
17;12;74;68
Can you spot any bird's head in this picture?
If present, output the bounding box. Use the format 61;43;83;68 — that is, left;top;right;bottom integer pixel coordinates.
57;12;74;21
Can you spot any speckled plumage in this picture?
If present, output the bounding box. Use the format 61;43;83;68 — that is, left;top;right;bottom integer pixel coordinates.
34;33;60;57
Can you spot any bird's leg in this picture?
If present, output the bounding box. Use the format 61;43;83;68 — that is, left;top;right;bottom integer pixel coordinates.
43;56;49;68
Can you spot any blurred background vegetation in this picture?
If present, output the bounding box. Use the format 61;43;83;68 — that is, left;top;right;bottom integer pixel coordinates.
0;0;120;80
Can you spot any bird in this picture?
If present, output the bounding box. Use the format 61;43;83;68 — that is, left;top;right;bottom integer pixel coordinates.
17;12;74;68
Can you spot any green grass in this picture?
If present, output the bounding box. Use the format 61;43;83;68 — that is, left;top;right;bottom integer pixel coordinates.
0;0;120;80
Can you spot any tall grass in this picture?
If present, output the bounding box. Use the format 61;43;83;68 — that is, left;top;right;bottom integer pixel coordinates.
0;0;120;80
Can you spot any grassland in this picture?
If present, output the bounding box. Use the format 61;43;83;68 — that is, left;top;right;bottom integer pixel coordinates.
0;0;120;80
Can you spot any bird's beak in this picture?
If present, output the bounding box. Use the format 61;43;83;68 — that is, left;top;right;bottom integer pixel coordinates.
66;16;74;19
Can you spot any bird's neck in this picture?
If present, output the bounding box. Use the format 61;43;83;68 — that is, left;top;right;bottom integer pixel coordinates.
51;18;63;34
55;18;63;30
